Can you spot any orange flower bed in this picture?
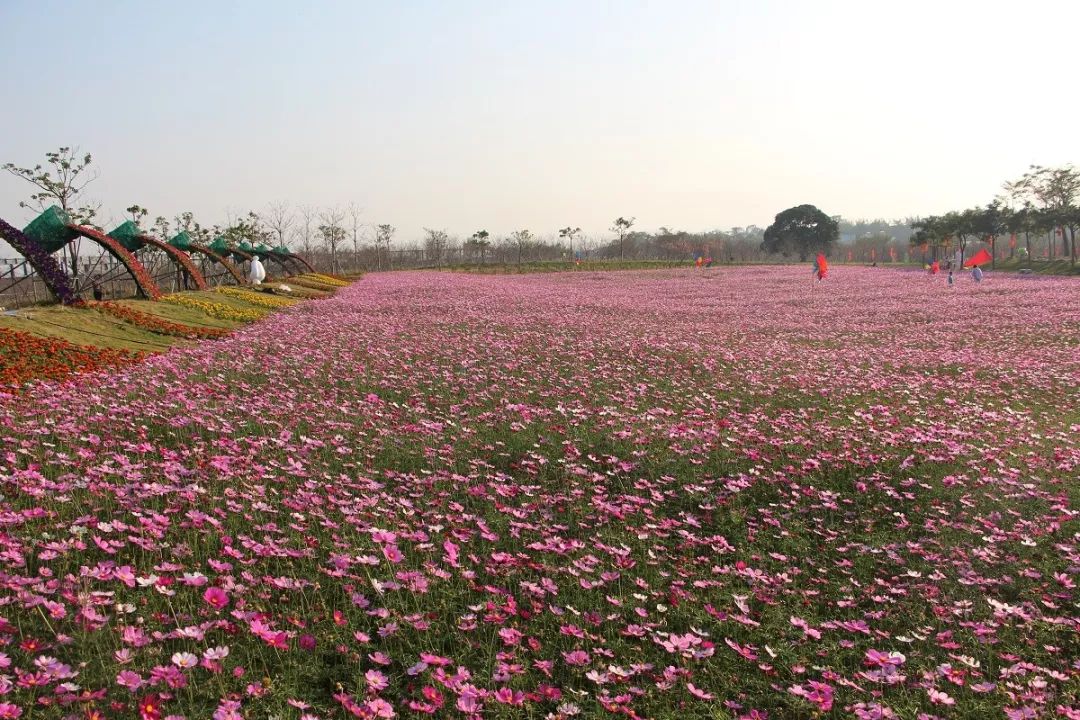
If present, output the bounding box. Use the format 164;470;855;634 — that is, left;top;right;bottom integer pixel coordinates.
0;326;144;390
92;301;232;339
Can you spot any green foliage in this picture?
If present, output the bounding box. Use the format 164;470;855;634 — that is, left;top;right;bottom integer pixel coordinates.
610;216;636;259
2;146;99;225
761;204;838;261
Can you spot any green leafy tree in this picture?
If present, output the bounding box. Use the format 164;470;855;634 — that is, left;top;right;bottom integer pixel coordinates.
2;146;99;224
3;146;101;281
1004;164;1080;264
464;230;491;264
761;205;838;262
972;202;1007;269
126;205;149;227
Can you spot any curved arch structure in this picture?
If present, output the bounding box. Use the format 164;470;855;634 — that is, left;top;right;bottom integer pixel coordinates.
137;235;208;290
187;244;246;285
229;248;254;263
260;254;293;276
284;253;315;273
108;222;209;291
0;217;80;305
68;225;162;300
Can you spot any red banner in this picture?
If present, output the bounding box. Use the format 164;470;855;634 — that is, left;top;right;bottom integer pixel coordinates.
963;248;992;268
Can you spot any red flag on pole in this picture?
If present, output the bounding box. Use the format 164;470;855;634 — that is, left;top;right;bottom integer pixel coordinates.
963;248;992;268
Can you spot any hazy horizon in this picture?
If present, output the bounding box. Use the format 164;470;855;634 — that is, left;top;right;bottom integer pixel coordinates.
2;0;1078;248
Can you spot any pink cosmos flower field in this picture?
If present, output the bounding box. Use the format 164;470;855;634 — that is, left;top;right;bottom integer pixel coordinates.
0;266;1077;719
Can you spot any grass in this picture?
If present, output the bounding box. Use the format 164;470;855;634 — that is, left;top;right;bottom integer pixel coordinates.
992;257;1080;275
0;304;181;351
115;299;244;330
0;276;350;359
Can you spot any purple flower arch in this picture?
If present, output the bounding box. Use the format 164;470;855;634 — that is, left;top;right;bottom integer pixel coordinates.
0;216;80;305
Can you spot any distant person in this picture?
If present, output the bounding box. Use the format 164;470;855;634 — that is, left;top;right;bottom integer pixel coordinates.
930;260;940;275
704;256;713;268
814;253;828;281
972;265;983;283
92;281;103;302
947;270;954;287
248;256;266;285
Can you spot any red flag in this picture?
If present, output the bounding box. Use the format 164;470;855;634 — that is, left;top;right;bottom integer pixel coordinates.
963;248;992;267
816;253;828;278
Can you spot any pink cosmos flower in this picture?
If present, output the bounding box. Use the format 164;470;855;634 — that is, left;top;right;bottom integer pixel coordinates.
365;669;389;691
202;587;229;610
116;670;144;691
366;698;396;718
563;650;590;666
927;689;955;706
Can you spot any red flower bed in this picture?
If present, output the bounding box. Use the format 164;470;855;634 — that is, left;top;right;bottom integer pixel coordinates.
0;326;144;390
69;225;163;300
92;301;231;339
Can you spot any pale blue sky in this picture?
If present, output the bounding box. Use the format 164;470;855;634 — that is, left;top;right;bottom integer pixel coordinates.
2;0;1078;246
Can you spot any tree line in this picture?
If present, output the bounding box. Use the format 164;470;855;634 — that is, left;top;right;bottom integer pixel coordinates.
909;165;1080;267
6;148;1075;274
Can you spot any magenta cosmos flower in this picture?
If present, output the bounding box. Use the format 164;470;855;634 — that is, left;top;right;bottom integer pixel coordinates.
202;587;229;610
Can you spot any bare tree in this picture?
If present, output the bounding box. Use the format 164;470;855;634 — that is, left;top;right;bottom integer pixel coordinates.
296;205;317;257
348;202;365;272
510;229;533;265
374;224;395;270
423;228;450;267
265;201;295;250
318;206;347;273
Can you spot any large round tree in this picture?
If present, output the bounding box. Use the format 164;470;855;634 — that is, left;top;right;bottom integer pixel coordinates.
761;204;838;261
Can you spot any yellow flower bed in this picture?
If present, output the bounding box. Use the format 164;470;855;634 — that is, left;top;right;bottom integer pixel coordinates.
303;273;349;288
214;286;300;309
161;294;268;322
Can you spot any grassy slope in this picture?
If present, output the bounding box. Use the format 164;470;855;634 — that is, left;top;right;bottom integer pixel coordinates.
0;305;181;352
